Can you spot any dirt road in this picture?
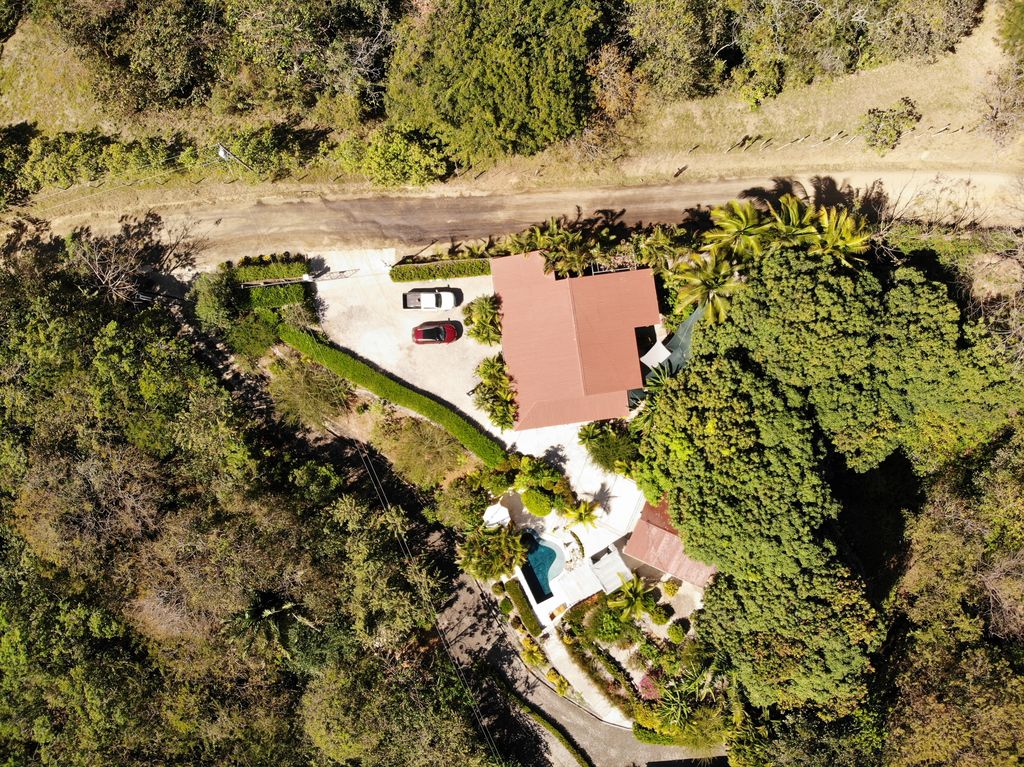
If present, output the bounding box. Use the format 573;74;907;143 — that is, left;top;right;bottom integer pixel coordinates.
38;169;1021;264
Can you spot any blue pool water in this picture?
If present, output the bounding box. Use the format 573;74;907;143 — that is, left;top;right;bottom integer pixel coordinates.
520;531;565;603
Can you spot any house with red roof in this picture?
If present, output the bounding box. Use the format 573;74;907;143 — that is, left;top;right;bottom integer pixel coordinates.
623;500;716;587
490;252;660;430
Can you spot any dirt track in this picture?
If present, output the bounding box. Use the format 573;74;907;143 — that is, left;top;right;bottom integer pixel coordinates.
34;169;1022;264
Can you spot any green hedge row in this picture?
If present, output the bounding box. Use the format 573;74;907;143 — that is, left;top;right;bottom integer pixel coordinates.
505;578;543;637
277;324;508;467
390;259;491;282
488;673;594;767
234;255;307;282
245;284;307;309
632;723;681;745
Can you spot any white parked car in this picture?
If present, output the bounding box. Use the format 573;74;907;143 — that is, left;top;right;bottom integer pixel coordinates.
402;288;459;310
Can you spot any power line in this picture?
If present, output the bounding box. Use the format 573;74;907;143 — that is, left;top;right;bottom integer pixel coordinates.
277;318;506;764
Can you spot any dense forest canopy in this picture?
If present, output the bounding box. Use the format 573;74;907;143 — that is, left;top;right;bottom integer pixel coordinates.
0;219;503;766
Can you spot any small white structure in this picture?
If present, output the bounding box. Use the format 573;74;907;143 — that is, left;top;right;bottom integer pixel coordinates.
591;546;633;594
639;340;672;370
482;502;511;528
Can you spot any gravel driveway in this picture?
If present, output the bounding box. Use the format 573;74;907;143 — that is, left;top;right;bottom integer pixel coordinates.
314;249;499;433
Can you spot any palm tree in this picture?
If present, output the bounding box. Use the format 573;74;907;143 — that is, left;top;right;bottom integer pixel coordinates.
520;637;547;667
811;206;872;267
228;590;316;658
463;294;502;345
608;576;653;621
766;194;819;249
457;524;527;581
701;201;770;261
670;251;745;324
564;498;601;528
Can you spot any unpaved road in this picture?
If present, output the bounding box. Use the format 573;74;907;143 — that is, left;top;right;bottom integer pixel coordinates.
41;169;1021;264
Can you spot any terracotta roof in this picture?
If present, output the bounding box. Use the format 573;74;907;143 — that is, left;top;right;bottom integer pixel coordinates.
623;501;716;587
491;252;660;430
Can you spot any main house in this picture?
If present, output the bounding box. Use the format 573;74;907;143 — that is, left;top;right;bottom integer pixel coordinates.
491;252;660;430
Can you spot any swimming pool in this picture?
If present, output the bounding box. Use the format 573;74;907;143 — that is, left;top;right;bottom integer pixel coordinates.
520;531;565;603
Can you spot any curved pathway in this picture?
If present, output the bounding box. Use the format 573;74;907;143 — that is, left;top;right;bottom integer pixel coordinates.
436;574;725;767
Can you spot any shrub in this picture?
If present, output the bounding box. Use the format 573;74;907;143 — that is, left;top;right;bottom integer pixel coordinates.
19;131;107;191
429;476;491;531
389;259;492;282
546;668;571;696
101;137;174;179
632;723;680;745
578;420;638;473
244;284;308;309
267;356;354;430
473;355;518;430
648;605;671;625
362;128;450;186
491;581;506;596
222;125;300;180
505;578;543;637
278;325;508;466
234;253;308;282
521;488;556;517
225;312;279;366
858;97;921;155
588;605;637;645
667;619;690;645
499;597;514;615
371;413;467;489
662;579;681;597
462;294;503;346
190;269;240;331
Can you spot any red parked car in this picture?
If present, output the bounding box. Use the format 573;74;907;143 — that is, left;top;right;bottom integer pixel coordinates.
412;321;459;344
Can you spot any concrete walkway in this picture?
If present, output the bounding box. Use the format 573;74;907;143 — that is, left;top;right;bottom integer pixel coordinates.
436;574;725;767
540;632;632;727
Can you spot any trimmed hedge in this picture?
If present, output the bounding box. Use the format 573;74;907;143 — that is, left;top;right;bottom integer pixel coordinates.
390;259;491;282
277;324;508;467
245;284;307;309
632;723;681;745
505;578;543;637
489;673;594;767
234;254;307;282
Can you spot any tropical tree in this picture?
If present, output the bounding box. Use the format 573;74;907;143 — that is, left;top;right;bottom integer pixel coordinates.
520;636;547;667
811;207;872;267
564;498;601;528
701;200;771;260
766;194;819;249
228;590;317;658
457;523;527;581
669;251;745;324
657;683;693;731
462;294;503;345
608;576;653;621
472;354;518;429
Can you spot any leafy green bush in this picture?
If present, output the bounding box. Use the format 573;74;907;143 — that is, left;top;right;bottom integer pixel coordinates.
100;137;174;179
190;268;241;331
473;355;517;430
361;128;450;186
428;476;492;531
505;578;543;637
499;597;513;615
648;604;671;625
222;125;300;179
245;284;307;309
858;97;921;155
268;356;354;430
633;723;681;745
462;294;502;345
389;259;492;282
225;311;279;365
234;253;308;282
578;420;638;473
521;488;556;517
19;131;108;191
278;324;508;467
667;618;690;645
491;581;506;596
